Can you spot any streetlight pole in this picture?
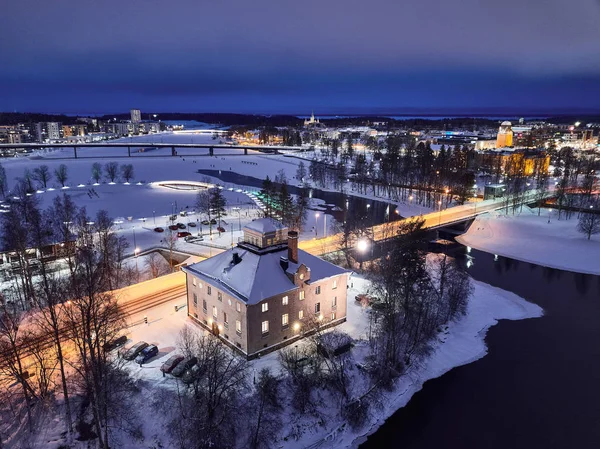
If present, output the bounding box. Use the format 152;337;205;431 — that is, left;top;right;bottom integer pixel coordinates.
438;200;442;227
315;212;319;238
153;210;156;225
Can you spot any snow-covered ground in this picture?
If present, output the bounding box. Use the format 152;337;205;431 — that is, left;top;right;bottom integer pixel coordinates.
457;207;600;275
112;273;542;449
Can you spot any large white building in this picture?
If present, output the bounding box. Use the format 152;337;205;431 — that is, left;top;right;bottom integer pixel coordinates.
130;108;141;123
182;218;350;358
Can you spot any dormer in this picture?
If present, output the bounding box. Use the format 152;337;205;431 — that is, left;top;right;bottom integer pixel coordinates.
241;218;288;249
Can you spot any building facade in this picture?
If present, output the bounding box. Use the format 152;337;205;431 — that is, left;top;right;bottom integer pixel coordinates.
496;121;513;148
182;218;350;358
130;109;141;123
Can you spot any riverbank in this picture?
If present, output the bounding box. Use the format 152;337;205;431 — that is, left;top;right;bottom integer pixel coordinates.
456;207;600;275
323;278;543;449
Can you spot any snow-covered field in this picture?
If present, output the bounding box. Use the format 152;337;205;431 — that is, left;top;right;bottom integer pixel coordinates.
108;274;542;449
457;207;600;275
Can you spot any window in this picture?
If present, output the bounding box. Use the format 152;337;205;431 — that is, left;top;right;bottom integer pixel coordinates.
223;312;228;327
299;291;305;300
331;311;336;320
207;286;212;295
332;296;337;308
332;279;337;289
299;273;304;280
315;302;320;314
212;306;218;319
282;296;288;306
193;293;197;306
228;299;232;307
218;292;222;302
261;320;269;335
236;320;242;334
202;299;207;312
282;313;289;327
262;302;268;312
192;277;197;287
315;286;321;295
236;302;241;313
299;310;304;320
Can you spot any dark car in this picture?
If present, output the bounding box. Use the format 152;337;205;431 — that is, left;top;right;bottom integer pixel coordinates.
217;226;225;233
154;227;164;233
122;341;148;361
182;364;201;385
201;220;210;225
177;231;191;238
210;219;217;225
171;356;197;377
103;335;128;352
176;223;186;229
160;354;184;374
187;222;196;227
135;344;159;365
168;224;178;231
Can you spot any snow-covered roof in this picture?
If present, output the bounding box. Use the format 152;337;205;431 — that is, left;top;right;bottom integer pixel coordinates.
500;121;512;127
244;217;287;234
182;246;349;305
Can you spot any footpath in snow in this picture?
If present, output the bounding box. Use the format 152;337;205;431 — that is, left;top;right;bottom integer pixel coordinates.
456;207;600;275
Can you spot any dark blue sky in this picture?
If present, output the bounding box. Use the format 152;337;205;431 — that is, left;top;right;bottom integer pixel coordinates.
2;0;600;115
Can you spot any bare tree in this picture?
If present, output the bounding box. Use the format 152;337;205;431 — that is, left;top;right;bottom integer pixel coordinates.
247;368;282;449
121;164;134;182
91;163;102;184
145;252;168;278
577;203;600;240
196;190;213;236
54;164;69;187
32;165;52;189
104;162;119;183
0;163;8;197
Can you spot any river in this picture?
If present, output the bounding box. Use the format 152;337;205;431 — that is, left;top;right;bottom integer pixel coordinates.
361;247;600;449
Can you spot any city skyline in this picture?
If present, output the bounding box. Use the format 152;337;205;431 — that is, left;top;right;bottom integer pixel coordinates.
1;0;600;114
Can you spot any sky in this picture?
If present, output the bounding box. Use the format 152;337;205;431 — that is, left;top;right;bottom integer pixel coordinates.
1;0;600;115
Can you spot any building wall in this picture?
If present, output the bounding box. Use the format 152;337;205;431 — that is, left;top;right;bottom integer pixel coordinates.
186;272;250;353
246;273;349;356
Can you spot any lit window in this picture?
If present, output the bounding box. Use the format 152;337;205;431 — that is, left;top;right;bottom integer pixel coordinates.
261;320;269;334
282;313;289;326
228;299;232;307
218;292;222;302
202;299;207;312
299;273;304;280
315;303;320;314
332;279;337;289
299;291;305;300
193;293;197;305
332;296;337;307
315;286;321;295
223;312;228;325
192;277;197;286
331;311;336;320
236;320;241;334
299;310;304;319
282;296;288;305
207;286;212;295
262;302;268;312
236;302;241;313
212;306;218;319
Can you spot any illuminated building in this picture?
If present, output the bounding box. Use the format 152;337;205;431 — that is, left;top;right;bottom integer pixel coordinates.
496;121;513;148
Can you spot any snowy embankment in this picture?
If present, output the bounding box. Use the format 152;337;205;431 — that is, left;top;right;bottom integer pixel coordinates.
456;208;600;275
335;278;543;449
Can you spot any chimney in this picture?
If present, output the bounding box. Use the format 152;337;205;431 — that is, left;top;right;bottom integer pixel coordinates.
287;231;298;263
280;256;289;271
232;251;242;265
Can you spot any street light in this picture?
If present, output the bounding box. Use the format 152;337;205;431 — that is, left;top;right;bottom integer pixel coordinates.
357;238;369;271
315;212;320;238
438;200;442;227
153;210;156;225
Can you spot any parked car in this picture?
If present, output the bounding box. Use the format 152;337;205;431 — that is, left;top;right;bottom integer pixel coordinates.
187;222;196;227
201;220;210;225
182;364;201;385
153;227;164;233
217;226;225;233
210;219;217;225
103;335;128;352
160;354;184;374
122;341;148;360
168;224;178;231
177;231;191;238
135;344;159;365
176;223;186;229
185;235;203;242
171;357;197;377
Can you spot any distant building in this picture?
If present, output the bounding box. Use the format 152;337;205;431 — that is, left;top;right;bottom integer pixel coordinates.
130;109;141;123
35;122;62;142
182;218;350;359
477;148;549;176
304;112;320;127
0;126;22;144
62;124;86;137
496;121;513;148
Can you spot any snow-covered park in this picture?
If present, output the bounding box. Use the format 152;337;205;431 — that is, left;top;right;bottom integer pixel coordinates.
457;207;600;275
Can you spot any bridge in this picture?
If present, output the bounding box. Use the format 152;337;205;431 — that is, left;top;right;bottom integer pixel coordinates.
0;142;304;159
299;189;555;256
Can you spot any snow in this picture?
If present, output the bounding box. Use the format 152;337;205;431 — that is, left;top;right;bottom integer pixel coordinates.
457;207;600;275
